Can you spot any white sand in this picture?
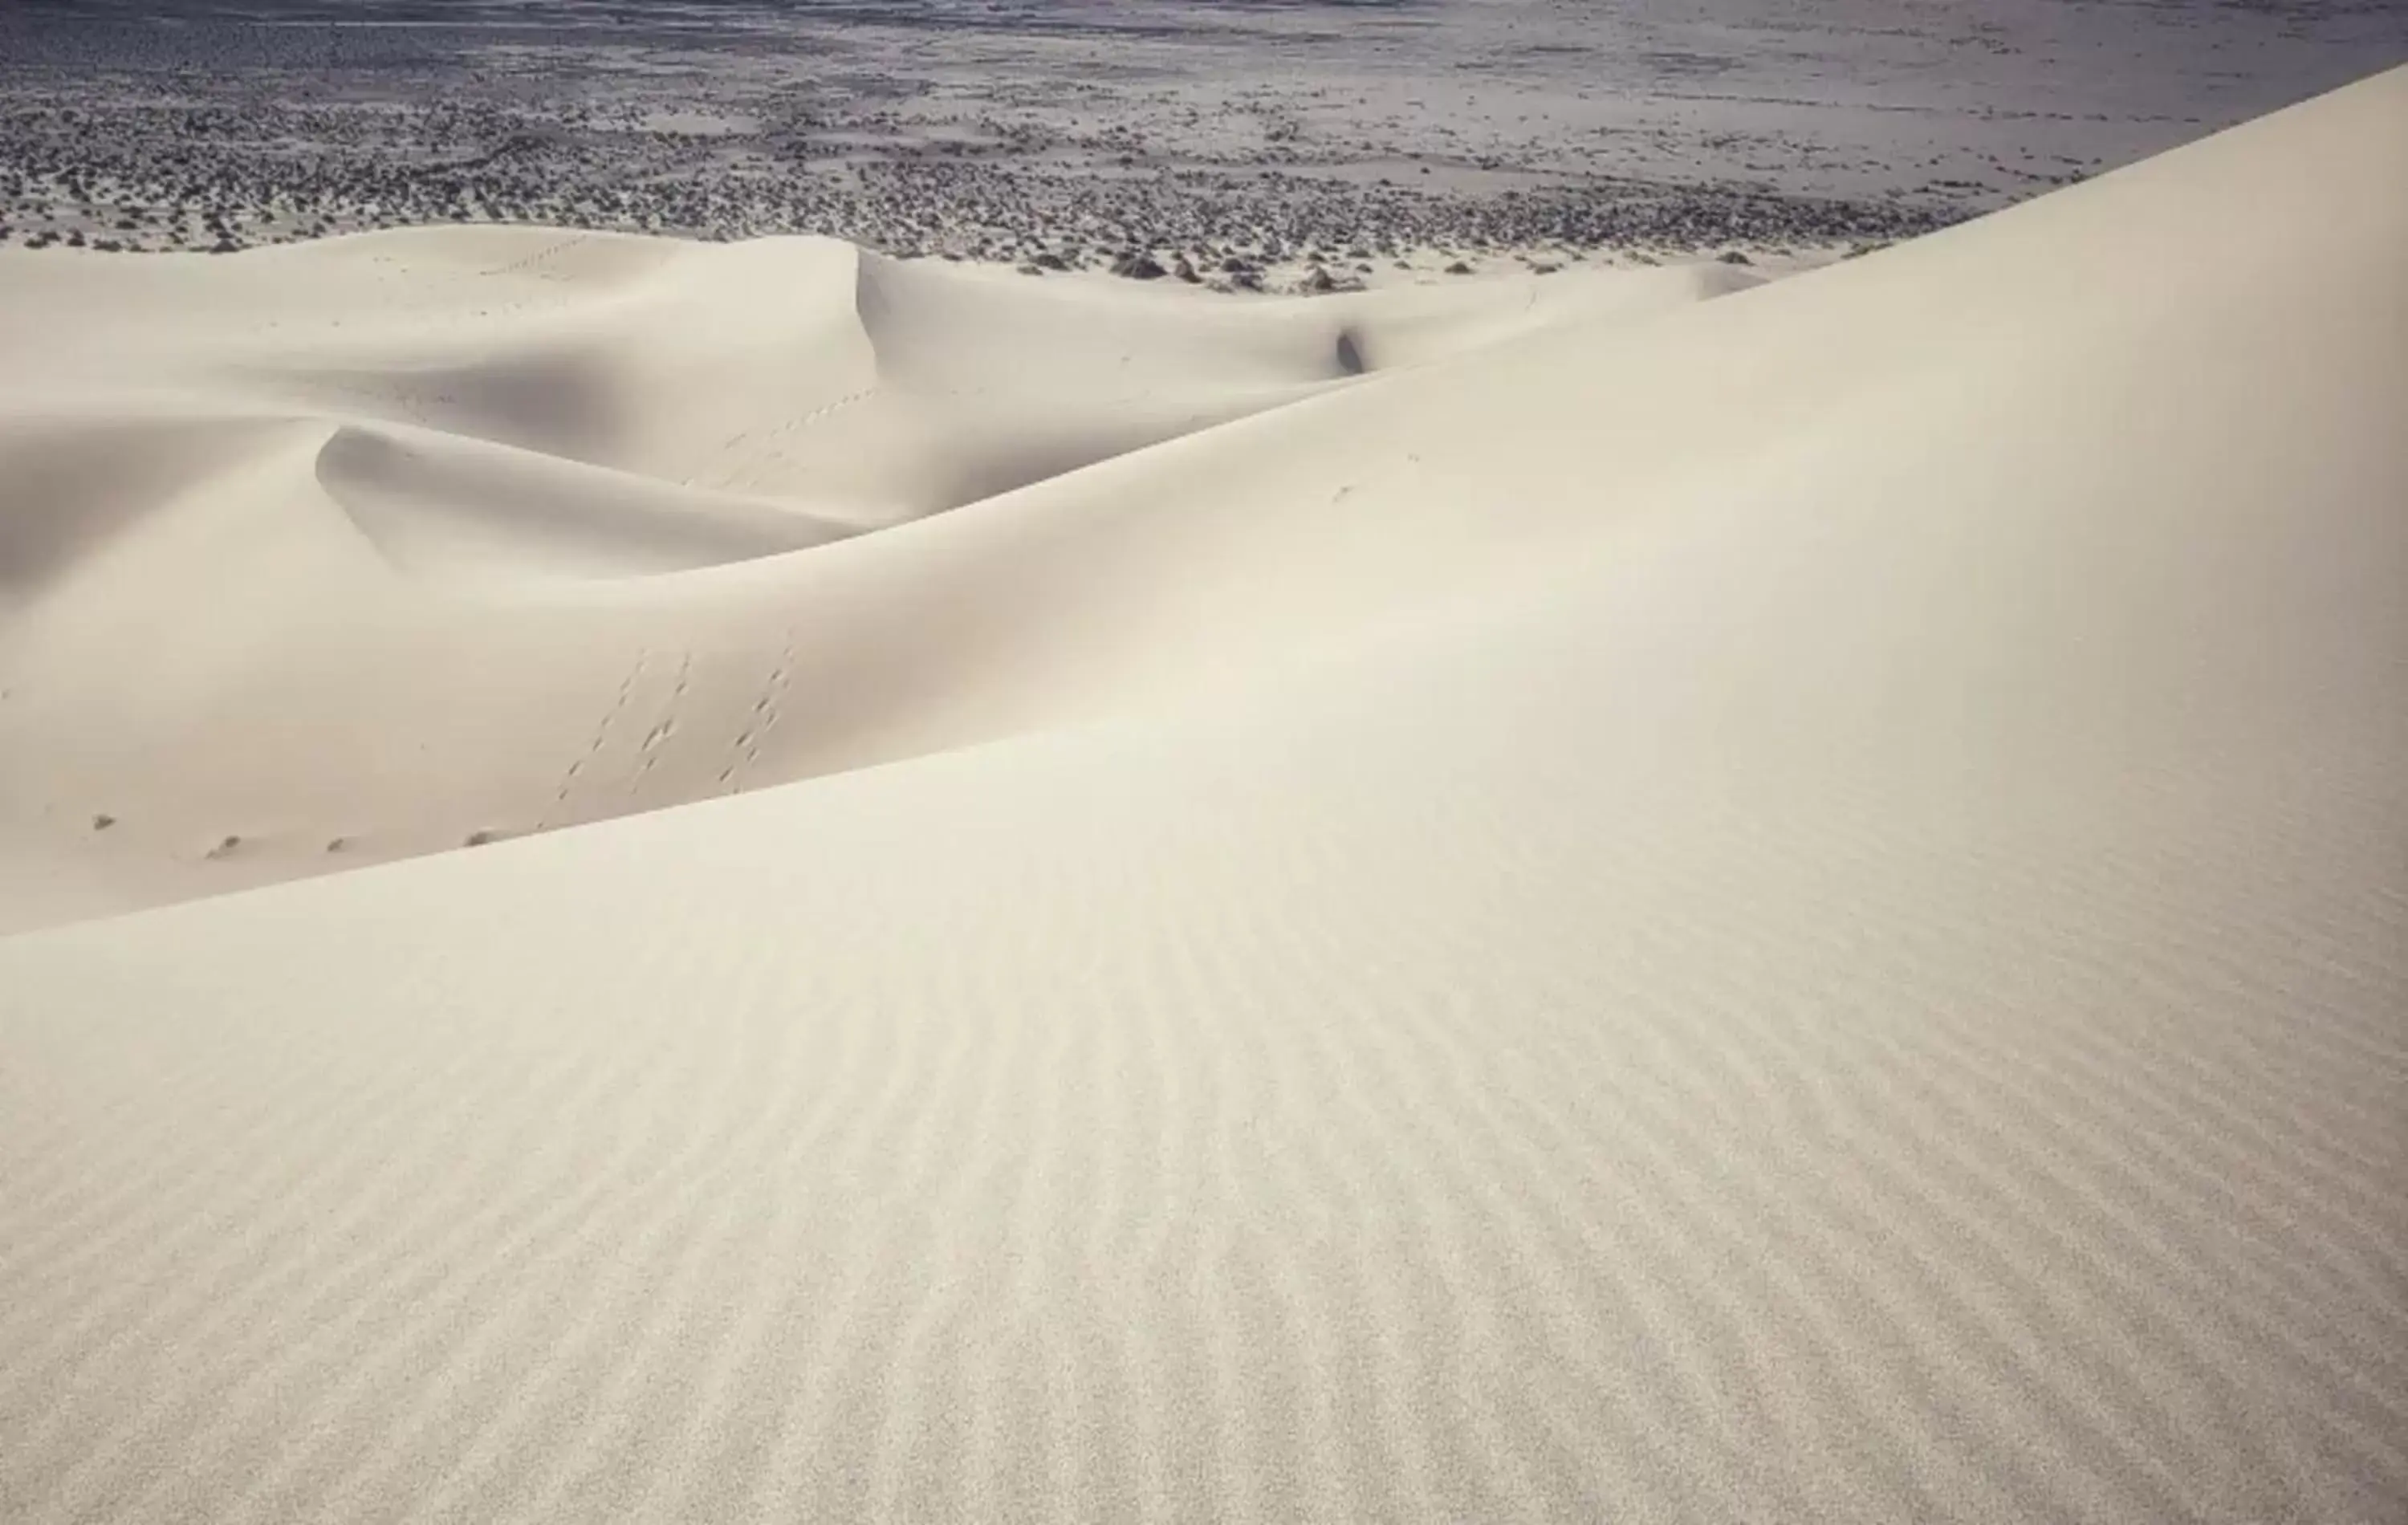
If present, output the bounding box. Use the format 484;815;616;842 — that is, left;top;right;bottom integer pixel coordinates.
0;229;1759;924
2;64;2405;1525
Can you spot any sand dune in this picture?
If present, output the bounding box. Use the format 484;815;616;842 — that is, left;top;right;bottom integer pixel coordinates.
0;222;1756;924
2;65;2405;1525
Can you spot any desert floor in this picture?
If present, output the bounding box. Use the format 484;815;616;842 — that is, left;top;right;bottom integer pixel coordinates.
2;0;2399;283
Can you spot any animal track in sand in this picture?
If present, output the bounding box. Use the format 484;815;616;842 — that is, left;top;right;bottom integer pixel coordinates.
754;388;879;451
715;641;796;795
542;650;649;826
478;232;593;280
611;652;694;792
711;388;881;491
793;387;877;431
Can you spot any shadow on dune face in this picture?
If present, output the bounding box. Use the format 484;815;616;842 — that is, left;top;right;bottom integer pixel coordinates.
1334;327;1369;375
0;416;303;607
276;346;632;470
311;423;852;584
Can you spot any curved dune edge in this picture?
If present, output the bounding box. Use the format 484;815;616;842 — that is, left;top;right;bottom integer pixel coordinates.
2;67;2406;1525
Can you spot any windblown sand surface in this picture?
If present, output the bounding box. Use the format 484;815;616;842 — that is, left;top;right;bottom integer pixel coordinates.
2;63;2405;1525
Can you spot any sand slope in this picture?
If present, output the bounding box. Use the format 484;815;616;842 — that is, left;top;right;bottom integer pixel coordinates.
0;227;1756;926
2;66;2406;1525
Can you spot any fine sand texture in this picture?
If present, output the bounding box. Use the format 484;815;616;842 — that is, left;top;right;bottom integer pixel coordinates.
2;64;2406;1525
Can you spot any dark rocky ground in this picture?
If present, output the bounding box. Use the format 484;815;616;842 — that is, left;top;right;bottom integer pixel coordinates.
1;1;2398;283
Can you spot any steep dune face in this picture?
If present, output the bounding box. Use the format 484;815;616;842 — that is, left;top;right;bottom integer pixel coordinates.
0;229;1753;926
1;59;2405;1525
310;423;854;582
0;66;2402;1525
